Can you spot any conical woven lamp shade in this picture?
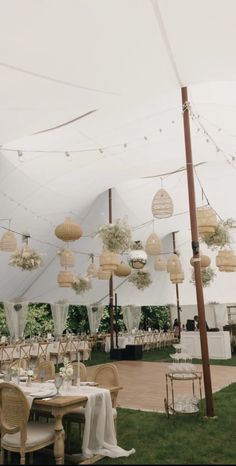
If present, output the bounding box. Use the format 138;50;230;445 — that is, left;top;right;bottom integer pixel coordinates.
145;233;162;256
97;267;111;280
55;217;83;242
154;256;166;271
167;254;182;273
170;270;184;284
0;231;17;252
196;207;217;237
114;262;131;277
99;250;120;272
216;249;236;272
59;249;75;268
57;270;74;287
151;189;173;218
87;263;97;278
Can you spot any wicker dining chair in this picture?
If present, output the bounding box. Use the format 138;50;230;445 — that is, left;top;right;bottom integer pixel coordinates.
0;382;55;465
34;360;55;382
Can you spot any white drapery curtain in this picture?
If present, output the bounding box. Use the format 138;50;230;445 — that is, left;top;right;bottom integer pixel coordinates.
86;305;104;334
50;302;69;337
122;305;142;332
3;302;29;340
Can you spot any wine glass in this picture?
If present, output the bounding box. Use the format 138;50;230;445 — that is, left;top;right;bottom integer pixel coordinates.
54;375;63;396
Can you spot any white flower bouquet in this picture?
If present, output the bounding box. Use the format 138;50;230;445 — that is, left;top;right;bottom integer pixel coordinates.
72;276;92;294
59;357;73;379
9;246;43;271
97;218;132;253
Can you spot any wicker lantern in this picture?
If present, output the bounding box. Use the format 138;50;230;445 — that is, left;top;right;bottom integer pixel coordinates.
114;262;131;277
151;189;174;219
170;270;185;284
216;249;236;272
145;233;162;256
154;256;167;271
97;267;111;280
55;217;83;242
196;207;217;237
87;263;97;278
99;250;120;272
57;270;74;287
59;249;75;268
0;231;17;252
190;253;211;268
167;254;182;273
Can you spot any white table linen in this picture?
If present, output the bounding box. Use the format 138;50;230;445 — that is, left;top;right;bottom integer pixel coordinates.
11;381;135;460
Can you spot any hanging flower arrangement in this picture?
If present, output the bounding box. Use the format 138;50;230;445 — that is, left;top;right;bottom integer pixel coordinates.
128;240;148;269
128;270;152;290
96;218;132;253
190;266;216;288
201;218;233;250
71;276;92;294
9;245;43;271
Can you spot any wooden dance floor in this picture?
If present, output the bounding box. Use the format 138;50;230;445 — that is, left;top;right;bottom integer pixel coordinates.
87;361;236;412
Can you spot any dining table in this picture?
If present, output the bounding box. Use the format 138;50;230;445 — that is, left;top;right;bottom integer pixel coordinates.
20;380;130;465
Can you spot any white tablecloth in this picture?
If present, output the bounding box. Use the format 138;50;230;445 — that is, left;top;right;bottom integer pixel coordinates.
105;335;135;352
17;381;135;460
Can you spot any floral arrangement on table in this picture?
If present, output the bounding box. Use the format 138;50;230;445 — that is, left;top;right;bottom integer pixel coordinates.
9;245;43;271
26;368;34;386
96;218;132;253
71;275;92;294
200;218;233;250
128;269;152;290
190;266;216;288
59;357;73;381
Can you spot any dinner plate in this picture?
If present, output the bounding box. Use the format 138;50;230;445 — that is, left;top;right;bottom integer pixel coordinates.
29;389;55;398
80;381;98;386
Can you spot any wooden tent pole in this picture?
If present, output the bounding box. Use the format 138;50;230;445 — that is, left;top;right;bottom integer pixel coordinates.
181;86;214;417
108;188;114;351
172;231;181;338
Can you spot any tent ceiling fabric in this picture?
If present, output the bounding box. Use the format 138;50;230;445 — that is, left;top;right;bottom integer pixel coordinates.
0;0;236;305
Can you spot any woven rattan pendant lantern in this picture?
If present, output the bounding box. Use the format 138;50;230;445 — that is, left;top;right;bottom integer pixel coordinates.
170;270;184;284
55;217;83;242
190;253;211;268
151;189;173;219
97;267;111;280
114;262;131;277
154;256;167;271
145;233;162;256
59;248;75;268
87;263;97;278
196;206;217;237
167;254;182;273
0;230;17;252
57;270;74;287
99;250;120;272
216;249;236;272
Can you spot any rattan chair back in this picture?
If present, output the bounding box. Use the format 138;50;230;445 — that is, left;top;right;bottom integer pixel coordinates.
93;363;120;387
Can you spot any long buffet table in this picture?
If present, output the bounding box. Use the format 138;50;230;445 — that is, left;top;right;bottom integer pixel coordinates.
181;330;232;359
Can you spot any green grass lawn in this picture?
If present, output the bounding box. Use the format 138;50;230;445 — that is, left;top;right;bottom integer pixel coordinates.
96;382;236;464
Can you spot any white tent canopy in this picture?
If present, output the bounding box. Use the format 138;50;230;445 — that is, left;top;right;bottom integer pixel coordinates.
0;0;236;308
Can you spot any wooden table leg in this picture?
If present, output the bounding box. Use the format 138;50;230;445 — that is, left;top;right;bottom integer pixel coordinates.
53;411;65;464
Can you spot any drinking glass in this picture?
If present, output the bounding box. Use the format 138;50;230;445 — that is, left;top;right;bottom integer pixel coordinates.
54;375;63;396
39;369;45;383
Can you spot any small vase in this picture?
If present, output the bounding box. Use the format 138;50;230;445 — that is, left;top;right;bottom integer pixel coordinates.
26;376;32;387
